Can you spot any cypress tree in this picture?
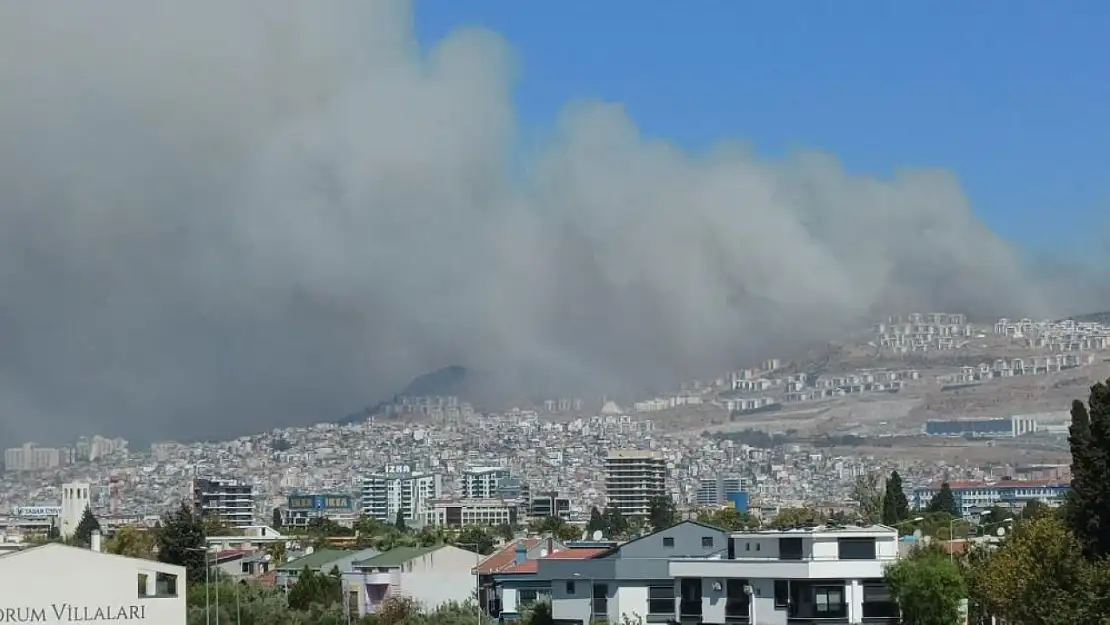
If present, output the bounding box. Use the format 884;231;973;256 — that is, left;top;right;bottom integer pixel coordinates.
928;482;960;518
882;470;910;526
74;505;101;548
1065;379;1110;560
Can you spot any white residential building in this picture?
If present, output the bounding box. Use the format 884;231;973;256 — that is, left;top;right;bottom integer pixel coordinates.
462;466;510;499
668;524;901;624
0;539;186;624
345;545;480;616
423;498;520;527
360;466;443;523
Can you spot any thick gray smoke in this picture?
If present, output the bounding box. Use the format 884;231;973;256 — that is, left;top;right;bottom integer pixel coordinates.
0;1;1099;443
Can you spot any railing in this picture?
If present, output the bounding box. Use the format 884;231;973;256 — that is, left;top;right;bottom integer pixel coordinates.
680;601;703;617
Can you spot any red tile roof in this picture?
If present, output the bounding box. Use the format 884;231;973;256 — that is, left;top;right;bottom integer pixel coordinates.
497;548;609;575
475;539;543;575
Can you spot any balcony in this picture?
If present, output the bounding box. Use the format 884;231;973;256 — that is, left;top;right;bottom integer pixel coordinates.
669;555;895;580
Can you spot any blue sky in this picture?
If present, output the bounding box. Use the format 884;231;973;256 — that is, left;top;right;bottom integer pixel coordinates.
415;1;1108;260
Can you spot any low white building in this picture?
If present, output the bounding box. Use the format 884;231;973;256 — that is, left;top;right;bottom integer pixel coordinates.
668;524;900;624
0;537;187;623
345;544;480;616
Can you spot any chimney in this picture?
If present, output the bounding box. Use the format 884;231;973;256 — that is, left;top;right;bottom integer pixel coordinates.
514;542;527;565
90;530;102;553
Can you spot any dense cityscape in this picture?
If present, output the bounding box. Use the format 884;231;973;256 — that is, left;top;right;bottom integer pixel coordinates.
0;313;1105;624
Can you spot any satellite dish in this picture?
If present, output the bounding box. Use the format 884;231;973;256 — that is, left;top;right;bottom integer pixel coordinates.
996;527;1006;537
912;529;922;539
591;530;603;541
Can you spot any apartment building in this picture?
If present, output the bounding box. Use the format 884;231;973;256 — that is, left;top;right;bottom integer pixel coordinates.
462;466;511;499
605;450;667;517
669;524;900;624
3;443;65;472
529;493;571;520
193;478;255;528
360;465;443;523
696;476;748;507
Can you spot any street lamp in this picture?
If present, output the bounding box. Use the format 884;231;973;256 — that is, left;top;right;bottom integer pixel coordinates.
890;516;925;535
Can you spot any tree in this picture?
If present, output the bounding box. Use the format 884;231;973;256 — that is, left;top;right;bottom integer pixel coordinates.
495;522;515;542
968;515;1104;624
554;522;582;543
603;507;627;538
157;502;208;584
73;505;101;548
927;483;961;518
1065;380;1110;561
286;566;342;611
524;599;554;625
455;526;496;555
394;509;407;532
881;471;910;526
696;507;757;531
586;507;605;536
771;507;824;528
885;544;966;625
271;507;283;528
1021;499;1052;521
105;525;155;559
853;472;884;523
646;495;679;532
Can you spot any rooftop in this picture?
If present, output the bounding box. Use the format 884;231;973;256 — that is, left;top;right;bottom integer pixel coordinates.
276;549;350;572
353;545;447;568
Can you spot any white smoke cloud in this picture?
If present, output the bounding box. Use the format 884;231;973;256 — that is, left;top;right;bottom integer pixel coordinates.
0;0;1096;442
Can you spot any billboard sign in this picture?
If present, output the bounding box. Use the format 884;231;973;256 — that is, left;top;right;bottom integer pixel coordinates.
287;495;353;511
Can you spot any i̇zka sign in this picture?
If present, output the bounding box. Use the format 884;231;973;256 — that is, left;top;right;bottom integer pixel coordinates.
0;604;147;622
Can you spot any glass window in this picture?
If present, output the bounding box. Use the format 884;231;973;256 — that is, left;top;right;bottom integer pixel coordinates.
663;537;675;547
648;586;673;615
837;537;877;560
701;536;714;547
779;537;804;560
565;581;575;595
773;580;789;608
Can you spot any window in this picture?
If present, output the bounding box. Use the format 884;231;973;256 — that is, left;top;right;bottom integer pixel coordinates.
862;583;899;618
773;580;790;608
663;537;675;547
815;587;844;614
701;536;714;547
755;542;761;551
837;537;877;560
592;583;608;617
519;589;539;606
565;580;575;595
241;562;250;574
647;586;673;615
779;537;804;560
725;579;749;617
745;542;751;551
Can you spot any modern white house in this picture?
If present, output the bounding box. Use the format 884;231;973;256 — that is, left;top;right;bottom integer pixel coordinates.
0;534;187;624
669;524;900;624
345;544;481;617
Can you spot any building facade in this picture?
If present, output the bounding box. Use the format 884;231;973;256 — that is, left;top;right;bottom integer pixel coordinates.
193;477;255;527
424;499;520;527
283;493;357;528
462;467;511;499
668;524;900;624
912;480;1070;516
696;476;748;507
360;465;443;523
0;542;186;624
605;450;666;517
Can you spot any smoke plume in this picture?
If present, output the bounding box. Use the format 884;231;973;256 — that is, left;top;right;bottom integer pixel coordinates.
0;1;1097;442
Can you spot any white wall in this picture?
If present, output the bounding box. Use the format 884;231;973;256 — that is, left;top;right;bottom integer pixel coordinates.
402;546;479;611
0;544;186;624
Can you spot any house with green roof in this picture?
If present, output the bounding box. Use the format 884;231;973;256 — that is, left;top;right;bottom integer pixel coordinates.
345;544;480;617
274;547;378;590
